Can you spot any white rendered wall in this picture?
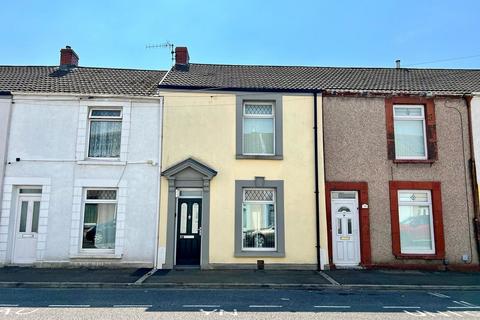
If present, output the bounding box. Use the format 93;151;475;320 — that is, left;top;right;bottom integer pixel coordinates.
1;94;162;267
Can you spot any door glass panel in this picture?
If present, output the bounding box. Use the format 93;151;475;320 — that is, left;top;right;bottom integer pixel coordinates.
337;218;342;235
191;203;199;234
19;201;28;232
31;201;40;233
180;203;187;234
347;218;352;235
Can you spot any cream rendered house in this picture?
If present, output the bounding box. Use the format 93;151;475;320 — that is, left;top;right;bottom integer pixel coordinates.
157;48;328;269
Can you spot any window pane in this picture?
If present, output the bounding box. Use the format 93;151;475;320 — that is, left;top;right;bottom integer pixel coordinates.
31;201;40;233
394;107;422;117
242;203;275;249
179;190;202;197
19;188;42;194
19;201;28;232
394;120;426;158
244;104;273;115
399;205;433;253
86;190;117;200
332;191;356;199
91;110;121;117
82;203;116;249
88;121;122;158
244;189;274;201
243;118;274;154
399;192;429;203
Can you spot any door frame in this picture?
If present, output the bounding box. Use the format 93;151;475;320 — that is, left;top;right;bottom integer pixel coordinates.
331;193;360;266
174;189;203;266
325;182;372;268
11;188;43;264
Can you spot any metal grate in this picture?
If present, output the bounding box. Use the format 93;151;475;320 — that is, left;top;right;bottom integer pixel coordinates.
86;189;117;200
244;189;274;201
244;104;273;115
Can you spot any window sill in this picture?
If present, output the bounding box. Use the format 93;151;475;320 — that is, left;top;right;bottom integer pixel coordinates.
77;160;126;166
236;155;283;160
70;253;122;259
234;251;285;257
393;159;435;164
395;253;444;260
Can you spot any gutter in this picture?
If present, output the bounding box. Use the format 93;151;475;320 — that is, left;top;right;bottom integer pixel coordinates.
313;91;321;271
464;95;480;260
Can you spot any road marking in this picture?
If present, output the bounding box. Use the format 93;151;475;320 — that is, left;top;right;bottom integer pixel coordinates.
314;305;351;309
0;304;19;307
48;305;90;308
448;301;480;309
318;271;340;286
113;305;153;308
280;298;290;301
183;305;220;308
428;292;451;298
383;306;421;309
249;305;283;308
446;310;464;317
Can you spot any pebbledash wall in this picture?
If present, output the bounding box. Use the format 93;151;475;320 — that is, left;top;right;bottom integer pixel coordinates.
157;90;329;269
0;94;163;267
323;95;478;268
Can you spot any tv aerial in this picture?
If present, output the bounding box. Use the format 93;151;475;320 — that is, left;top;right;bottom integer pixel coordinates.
146;41;175;65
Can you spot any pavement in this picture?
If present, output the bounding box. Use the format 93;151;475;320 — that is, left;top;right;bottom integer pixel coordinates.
0;267;479;290
0;287;479;319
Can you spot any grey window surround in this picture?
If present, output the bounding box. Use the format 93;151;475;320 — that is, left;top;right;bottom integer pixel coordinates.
161;158;217;269
236;94;283;160
235;177;285;257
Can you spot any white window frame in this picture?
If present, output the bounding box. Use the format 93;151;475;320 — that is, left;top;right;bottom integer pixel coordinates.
397;189;435;255
242;102;275;156
393;105;428;160
241;188;277;251
80;188;118;254
87;107;123;159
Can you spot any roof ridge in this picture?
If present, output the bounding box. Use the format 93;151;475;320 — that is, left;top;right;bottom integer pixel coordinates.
0;65;168;73
188;62;480;72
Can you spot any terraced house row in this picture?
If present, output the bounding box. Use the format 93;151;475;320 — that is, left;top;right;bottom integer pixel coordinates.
1;46;480;271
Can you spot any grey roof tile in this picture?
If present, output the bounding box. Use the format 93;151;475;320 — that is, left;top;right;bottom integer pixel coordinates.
160;63;480;94
0;66;166;96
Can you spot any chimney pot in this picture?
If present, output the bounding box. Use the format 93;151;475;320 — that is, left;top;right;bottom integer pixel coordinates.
60;46;79;68
396;59;401;69
175;47;189;66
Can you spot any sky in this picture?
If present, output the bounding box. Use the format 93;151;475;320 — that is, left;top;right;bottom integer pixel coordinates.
0;0;479;71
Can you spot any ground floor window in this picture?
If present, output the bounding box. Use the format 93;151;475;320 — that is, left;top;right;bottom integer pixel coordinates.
389;181;445;259
398;190;434;254
242;188;276;250
82;189;117;250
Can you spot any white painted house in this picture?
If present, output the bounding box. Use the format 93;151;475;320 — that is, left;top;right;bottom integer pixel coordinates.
0;47;165;267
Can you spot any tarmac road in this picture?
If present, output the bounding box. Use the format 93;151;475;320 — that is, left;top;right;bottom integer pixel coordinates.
0;287;479;319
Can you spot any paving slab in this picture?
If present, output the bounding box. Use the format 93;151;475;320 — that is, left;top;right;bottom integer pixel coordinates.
145;269;331;285
324;269;480;286
0;266;149;283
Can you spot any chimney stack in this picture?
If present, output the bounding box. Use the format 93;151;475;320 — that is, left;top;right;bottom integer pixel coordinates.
395;59;401;69
60;46;79;68
175;47;189;66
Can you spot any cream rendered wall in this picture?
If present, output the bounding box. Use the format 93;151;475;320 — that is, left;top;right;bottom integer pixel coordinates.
159;91;327;267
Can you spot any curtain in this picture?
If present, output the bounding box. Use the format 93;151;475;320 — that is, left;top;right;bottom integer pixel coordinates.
88;121;122;158
243;118;274;154
394;120;425;157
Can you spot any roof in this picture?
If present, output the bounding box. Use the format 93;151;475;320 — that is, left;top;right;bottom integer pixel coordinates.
0;66;166;97
160;63;480;95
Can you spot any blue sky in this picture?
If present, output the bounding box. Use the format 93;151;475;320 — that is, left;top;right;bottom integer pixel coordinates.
0;0;479;70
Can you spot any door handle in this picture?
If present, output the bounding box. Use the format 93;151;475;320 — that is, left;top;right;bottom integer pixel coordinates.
198;227;202;236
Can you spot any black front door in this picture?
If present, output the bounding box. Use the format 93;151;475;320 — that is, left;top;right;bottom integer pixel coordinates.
176;198;202;265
